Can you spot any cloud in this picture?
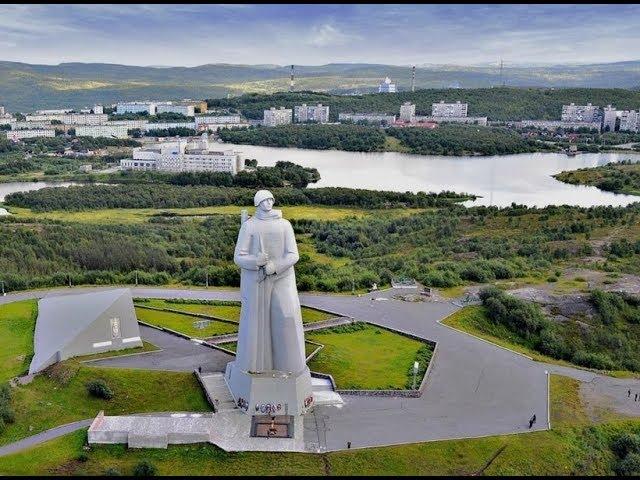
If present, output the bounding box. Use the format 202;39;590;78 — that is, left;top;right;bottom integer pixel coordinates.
306;24;360;48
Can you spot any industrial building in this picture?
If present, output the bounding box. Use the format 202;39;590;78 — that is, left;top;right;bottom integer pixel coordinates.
28;289;143;374
263;107;293;127
121;134;244;174
378;77;396;93
294;104;330;123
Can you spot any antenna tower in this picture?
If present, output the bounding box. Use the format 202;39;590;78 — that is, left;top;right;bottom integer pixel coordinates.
499;58;505;87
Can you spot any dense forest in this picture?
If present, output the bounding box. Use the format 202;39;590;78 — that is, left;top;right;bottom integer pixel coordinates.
2;193;639;293
106;161;321;188
207;87;640;122
5;184;462;211
555;160;640;196
218;123;553;156
386;125;553;156
218;124;387;152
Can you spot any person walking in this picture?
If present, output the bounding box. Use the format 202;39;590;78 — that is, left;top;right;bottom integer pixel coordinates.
347;441;351;449
635;393;638;402
528;414;536;429
629;389;632;398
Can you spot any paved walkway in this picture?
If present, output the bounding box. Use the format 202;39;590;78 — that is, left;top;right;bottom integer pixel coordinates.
3;286;640;453
0;419;93;457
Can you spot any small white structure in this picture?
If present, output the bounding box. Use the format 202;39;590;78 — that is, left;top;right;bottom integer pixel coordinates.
378;77;396;93
28;289;143;374
0;208;10;216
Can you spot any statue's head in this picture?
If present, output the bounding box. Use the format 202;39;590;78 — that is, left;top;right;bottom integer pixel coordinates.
254;190;274;212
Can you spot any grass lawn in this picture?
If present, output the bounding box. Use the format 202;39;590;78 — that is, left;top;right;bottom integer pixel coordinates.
306;323;431;390
134;307;238;339
75;341;159;363
1;375;636;476
0;362;210;448
135;299;335;325
9;205;423;225
217;341;319;358
0;300;38;383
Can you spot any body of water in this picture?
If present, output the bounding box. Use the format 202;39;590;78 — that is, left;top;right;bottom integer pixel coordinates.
2;148;640;208
224;143;640;208
0;181;81;202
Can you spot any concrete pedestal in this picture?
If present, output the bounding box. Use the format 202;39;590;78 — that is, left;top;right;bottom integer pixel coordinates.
225;361;314;416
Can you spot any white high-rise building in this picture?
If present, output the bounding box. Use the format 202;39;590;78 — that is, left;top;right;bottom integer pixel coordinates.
75;125;130;139
294;104;330;123
155;103;195;116
121;135;244;174
620;110;639;132
5;130;56;141
602;105;619;132
338;113;396;124
93;105;104;115
378;77;396;93
561;103;600;123
0;106;4;116
25;113;108;125
432;101;468;118
263;107;293;127
399;102;416;122
116;102;157;115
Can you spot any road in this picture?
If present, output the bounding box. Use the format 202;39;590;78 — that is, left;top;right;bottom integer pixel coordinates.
1;285;639;453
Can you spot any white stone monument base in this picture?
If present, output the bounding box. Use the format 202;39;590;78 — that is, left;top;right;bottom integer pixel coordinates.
225;361;314;416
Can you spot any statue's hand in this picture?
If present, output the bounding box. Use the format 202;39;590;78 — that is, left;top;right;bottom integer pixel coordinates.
256;252;268;267
265;261;276;275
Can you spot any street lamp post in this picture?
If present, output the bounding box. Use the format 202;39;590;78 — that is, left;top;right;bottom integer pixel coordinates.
412;361;420;390
135;271;138;286
1;281;5;297
205;272;209;288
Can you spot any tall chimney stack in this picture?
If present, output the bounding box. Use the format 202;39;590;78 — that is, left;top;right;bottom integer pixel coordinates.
411;65;416;92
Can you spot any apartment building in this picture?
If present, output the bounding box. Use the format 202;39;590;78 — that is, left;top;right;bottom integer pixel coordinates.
263;107;293;127
294;104;330;123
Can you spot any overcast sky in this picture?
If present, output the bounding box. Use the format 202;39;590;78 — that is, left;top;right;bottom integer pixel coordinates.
1;4;639;67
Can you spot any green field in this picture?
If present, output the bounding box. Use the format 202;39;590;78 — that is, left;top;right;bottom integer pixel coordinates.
0;362;210;447
217;341;319;358
6;204;412;225
1;375;637;476
306;323;431;390
0;300;38;382
554;161;640;196
134;307;238;338
135;299;335;325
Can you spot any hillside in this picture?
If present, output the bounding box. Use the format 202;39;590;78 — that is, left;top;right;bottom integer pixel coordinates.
2;60;640;112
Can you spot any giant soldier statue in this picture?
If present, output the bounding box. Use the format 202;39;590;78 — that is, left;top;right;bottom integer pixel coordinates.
225;190;314;417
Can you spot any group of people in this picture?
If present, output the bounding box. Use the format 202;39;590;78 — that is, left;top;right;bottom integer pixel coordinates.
627;389;640;401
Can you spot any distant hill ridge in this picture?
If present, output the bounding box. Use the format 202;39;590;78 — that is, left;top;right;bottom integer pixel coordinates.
1;60;639;111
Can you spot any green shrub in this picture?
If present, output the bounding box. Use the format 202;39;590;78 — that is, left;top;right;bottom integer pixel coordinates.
546;276;558;282
77;452;89;462
616;453;640;476
571;350;616;370
133;460;157;477
105;468;122;476
86;379;114;400
613;433;640;458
